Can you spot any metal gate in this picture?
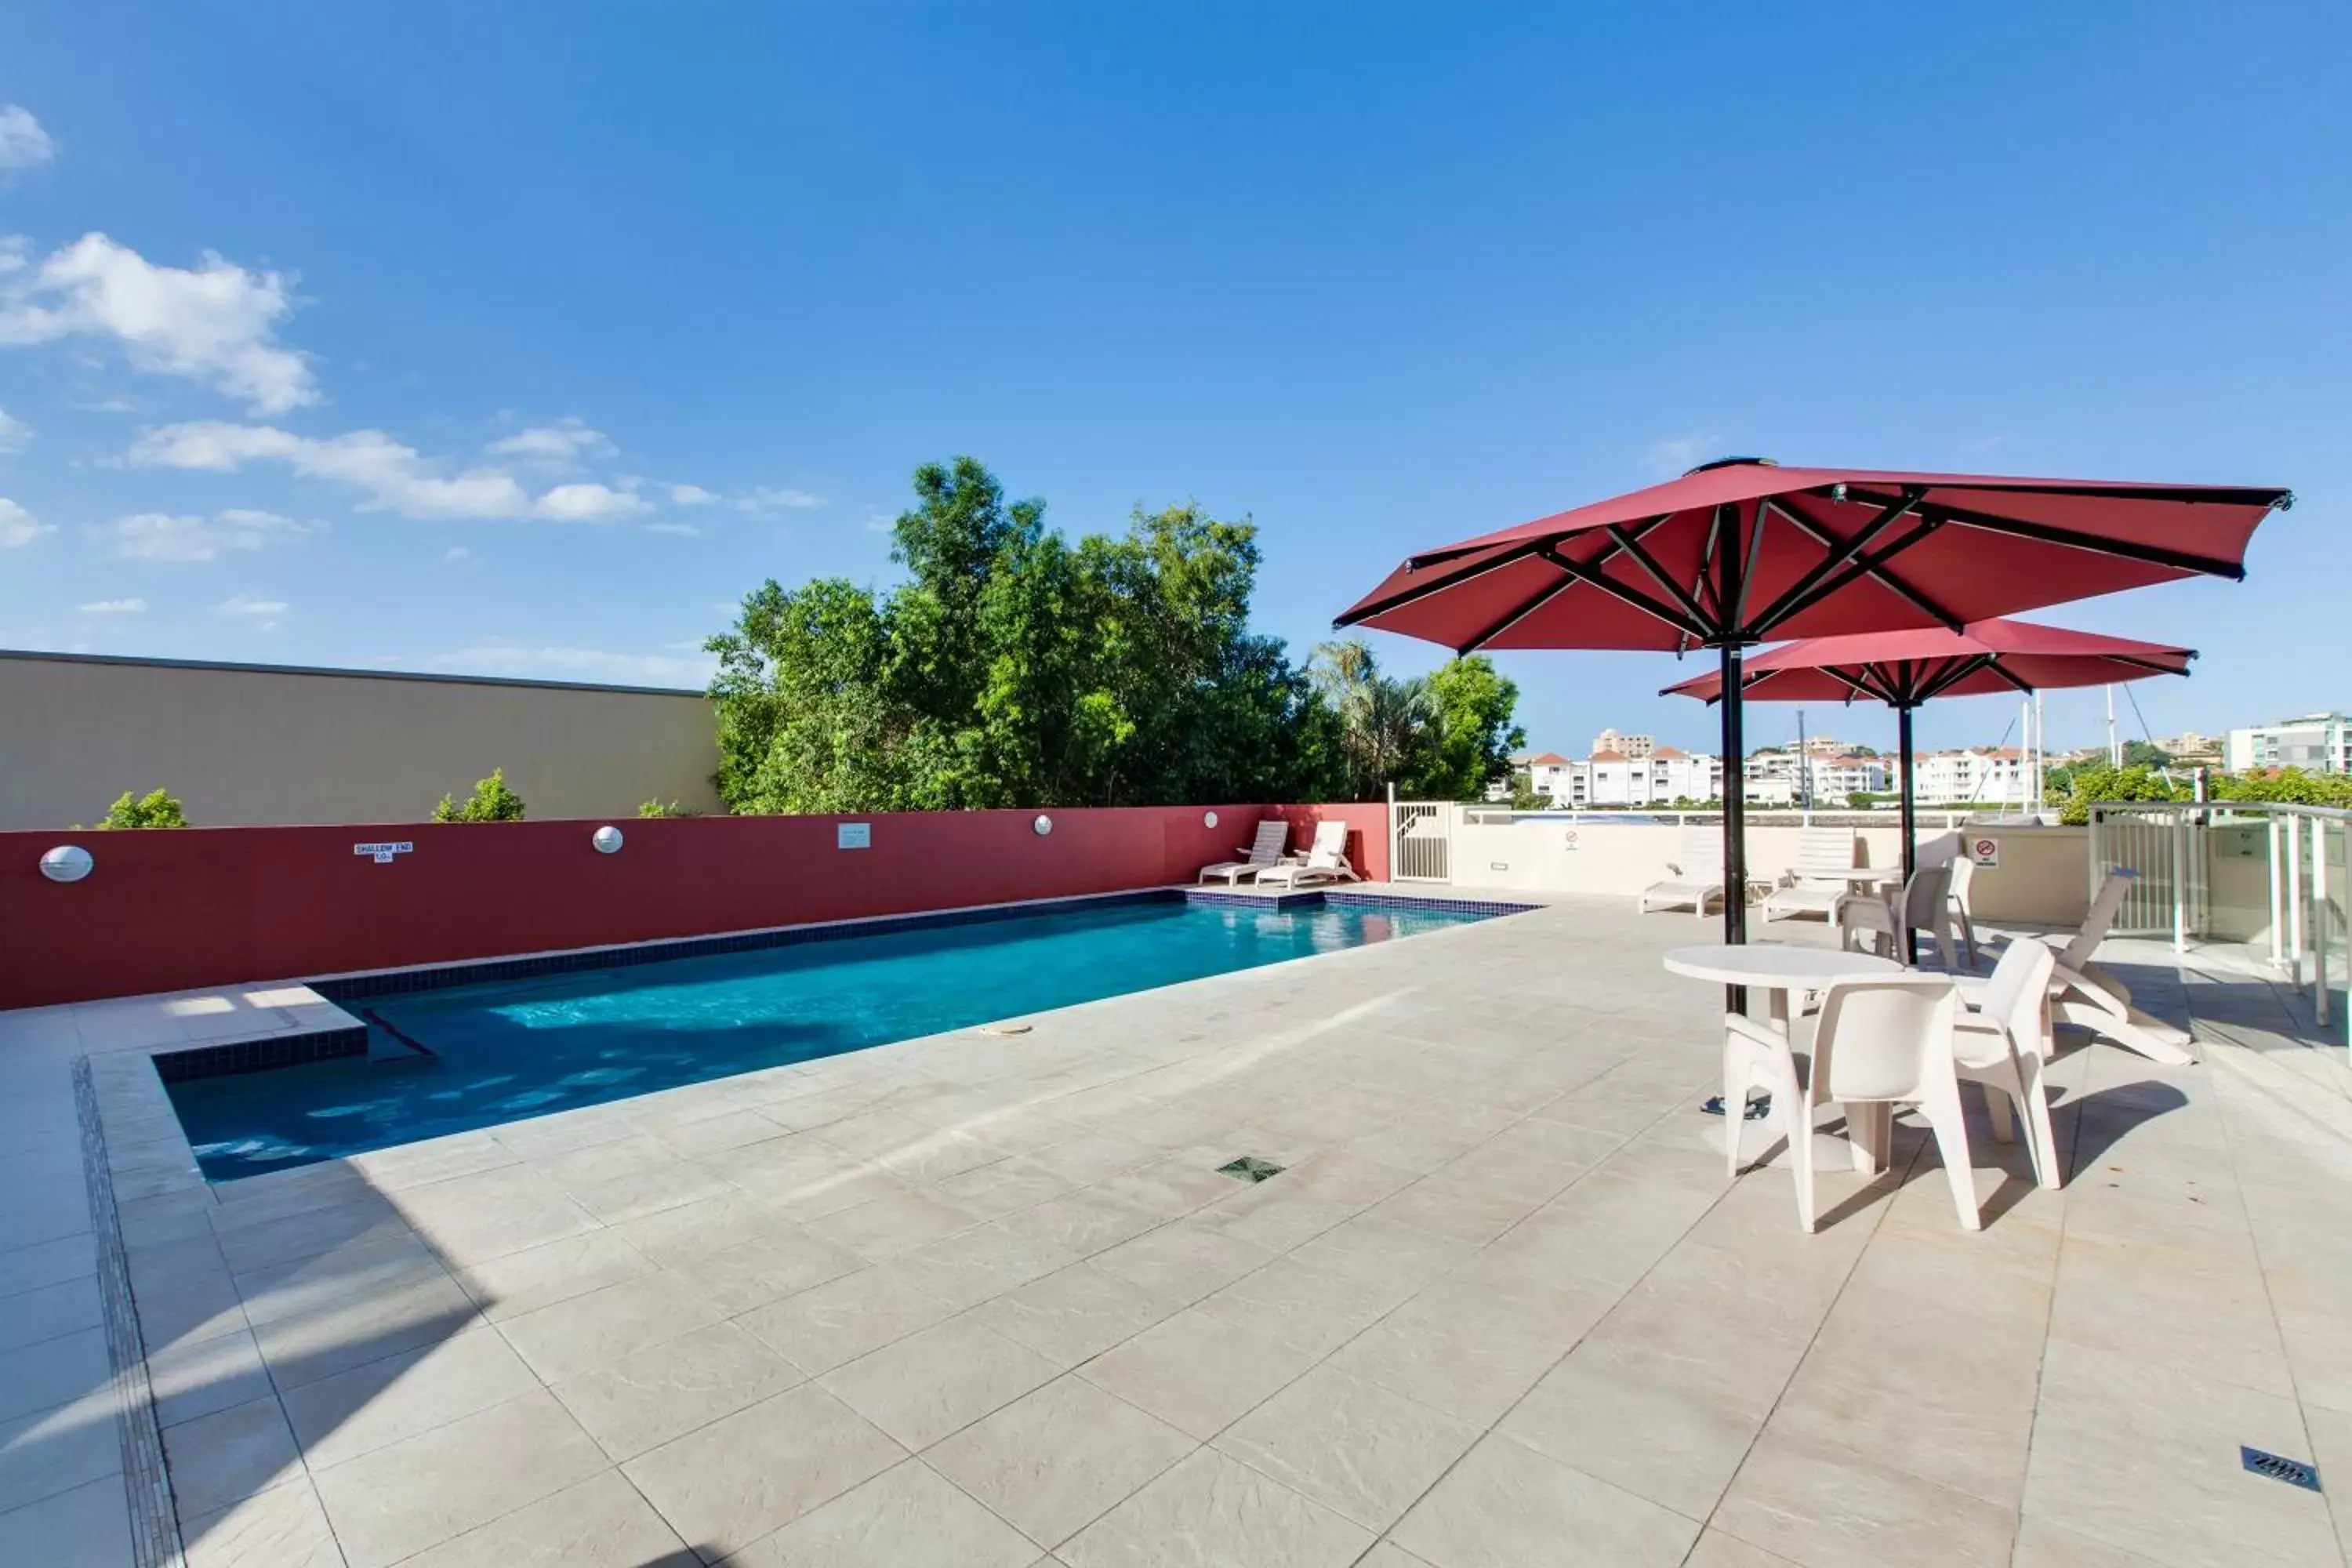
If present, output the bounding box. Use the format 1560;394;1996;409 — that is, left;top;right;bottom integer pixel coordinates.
1394;801;1451;882
2087;804;2207;941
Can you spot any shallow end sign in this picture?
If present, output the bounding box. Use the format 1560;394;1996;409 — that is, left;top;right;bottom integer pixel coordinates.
354;840;413;865
1967;835;2000;869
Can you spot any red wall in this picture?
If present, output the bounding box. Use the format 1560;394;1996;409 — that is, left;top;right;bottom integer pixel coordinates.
0;803;1390;1009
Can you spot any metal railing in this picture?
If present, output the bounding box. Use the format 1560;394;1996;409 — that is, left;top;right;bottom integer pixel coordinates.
2088;799;2349;1038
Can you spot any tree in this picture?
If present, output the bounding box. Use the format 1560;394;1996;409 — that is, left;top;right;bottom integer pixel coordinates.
709;458;1344;813
2122;739;2175;769
434;769;527;822
637;799;696;818
1308;639;1430;800
1400;656;1525;800
94;788;187;829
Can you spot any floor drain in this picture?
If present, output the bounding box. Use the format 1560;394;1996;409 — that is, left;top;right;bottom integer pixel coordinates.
1218;1156;1283;1183
2242;1446;2321;1491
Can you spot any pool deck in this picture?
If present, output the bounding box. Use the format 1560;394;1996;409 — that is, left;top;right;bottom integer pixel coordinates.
5;887;2352;1566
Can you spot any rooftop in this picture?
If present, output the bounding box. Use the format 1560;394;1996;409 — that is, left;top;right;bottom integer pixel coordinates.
4;895;2348;1565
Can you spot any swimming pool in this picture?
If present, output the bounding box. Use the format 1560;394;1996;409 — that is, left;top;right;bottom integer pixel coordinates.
163;891;1515;1180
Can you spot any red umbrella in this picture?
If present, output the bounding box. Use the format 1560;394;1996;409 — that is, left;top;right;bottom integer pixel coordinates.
1661;617;2197;881
1336;457;2285;956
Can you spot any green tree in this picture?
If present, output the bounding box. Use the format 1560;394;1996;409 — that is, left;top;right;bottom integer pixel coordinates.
2122;739;2174;768
709;458;1341;813
1308;639;1431;800
433;768;527;822
637;798;696;818
1398;656;1525;800
94;788;187;829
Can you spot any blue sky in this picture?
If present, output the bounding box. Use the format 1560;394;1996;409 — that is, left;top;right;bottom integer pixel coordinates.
2;3;2344;760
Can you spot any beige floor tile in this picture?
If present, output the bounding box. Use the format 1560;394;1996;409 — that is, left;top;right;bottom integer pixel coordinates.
231;1232;452;1330
1324;1283;1571;1428
495;1272;730;1385
164;1396;303;1519
2302;1403;2352;1567
0;1391;121;1516
608;1189;799;1268
448;1230;657;1323
280;1326;541;1469
887;1222;1080;1312
1088;1218;1276;1303
395;1469;697;1568
975;1262;1181;1367
181;1477;343;1568
2008;1515;2172;1567
1059;1447;1373;1568
0;1276;100;1356
311;1390;609;1568
620;1385;904;1562
1078;1305;1318;1441
730;1457;1040;1567
147;1326;275;1430
1355;1544;1438;1568
1713;1428;2016;1568
1214;1365;1482;1532
806;1189;982;1261
1389;1432;1697;1568
930;1375;1196;1548
1200;1254;1399;1360
663;1224;867;1315
930;1156;1080;1221
818;1315;1060;1450
736;1265;960;1376
1679;1530;1806;1567
0;1472;131;1567
554;1321;804;1461
996;1189;1167;1258
567;1163;739;1226
390;1167;602;1266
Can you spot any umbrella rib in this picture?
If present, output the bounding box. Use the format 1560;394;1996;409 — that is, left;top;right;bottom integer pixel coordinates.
1747;491;1922;635
1842;488;2251;581
1696;507;1726;620
1764;495;1965;633
1330;537;1552;627
1526;546;1712;643
1917;652;2002;703
1978;658;2038;695
2107;652;2197;674
1606;521;1715;631
1451;561;1582;655
1732;499;1769;633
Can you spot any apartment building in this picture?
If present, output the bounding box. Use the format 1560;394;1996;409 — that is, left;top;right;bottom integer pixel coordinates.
1911;746;2031;807
1591;728;1654;760
2227;714;2352;775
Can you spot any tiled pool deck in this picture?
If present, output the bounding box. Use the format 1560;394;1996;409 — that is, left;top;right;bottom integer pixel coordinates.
5;890;2352;1566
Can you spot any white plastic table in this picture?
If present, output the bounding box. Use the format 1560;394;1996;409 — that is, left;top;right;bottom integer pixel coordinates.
1663;943;1905;1167
1839;866;1904;889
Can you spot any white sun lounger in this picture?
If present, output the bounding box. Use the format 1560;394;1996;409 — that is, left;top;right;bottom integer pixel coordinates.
1199;819;1292;884
1958;868;2194;1064
1255;821;1362;889
1641;825;1733;916
1762;826;1858;924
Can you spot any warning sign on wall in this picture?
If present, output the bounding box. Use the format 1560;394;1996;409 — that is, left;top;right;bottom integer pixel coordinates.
1968;836;2000;868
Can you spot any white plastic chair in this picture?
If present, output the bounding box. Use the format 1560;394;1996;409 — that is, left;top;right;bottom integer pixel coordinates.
1945;854;1981;968
1809;974;1980;1232
1254;821;1362;889
1762;828;1857;925
1198;819;1290;884
1641;825;1728;916
1721;1012;1813;1225
1838;862;1958;971
1954;936;2060;1189
1965;869;2192;1064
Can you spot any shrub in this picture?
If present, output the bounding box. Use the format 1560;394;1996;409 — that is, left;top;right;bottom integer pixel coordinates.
637;798;698;818
93;788;188;829
433;768;527;822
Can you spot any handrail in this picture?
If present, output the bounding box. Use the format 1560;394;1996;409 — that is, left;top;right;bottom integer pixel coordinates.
2088;798;2352;823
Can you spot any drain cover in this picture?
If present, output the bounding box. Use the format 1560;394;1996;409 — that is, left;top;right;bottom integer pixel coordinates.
2242;1446;2321;1491
1218;1156;1284;1183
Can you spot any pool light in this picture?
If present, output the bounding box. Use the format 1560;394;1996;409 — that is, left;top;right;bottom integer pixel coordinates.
592;826;624;855
40;844;93;883
1033;815;1053;836
1203;811;1219;828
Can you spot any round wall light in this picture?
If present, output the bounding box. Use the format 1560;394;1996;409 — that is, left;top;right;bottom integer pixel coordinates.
40;844;93;884
1033;815;1053;837
591;826;624;855
1203;811;1219;829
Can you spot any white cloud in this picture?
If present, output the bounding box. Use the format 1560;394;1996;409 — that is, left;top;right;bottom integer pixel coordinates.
0;107;53;171
536;481;649;521
0;234;316;413
645;521;700;537
427;644;715;687
669;484;719;506
737;485;824;513
218;593;288;630
441;545;473;564
1640;433;1717;477
0;496;50;547
0;406;27;455
127;420;654;521
99;507;319;562
484;419;610;467
79;597;147;615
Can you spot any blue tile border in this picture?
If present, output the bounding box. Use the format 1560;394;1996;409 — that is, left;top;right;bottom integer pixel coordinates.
282;885;1538;1011
151;1025;370;1083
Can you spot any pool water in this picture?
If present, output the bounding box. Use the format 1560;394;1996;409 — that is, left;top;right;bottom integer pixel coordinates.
165;895;1502;1180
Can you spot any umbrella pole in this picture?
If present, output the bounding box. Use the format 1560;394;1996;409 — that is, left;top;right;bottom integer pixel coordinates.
1898;703;1918;966
1720;643;1748;1014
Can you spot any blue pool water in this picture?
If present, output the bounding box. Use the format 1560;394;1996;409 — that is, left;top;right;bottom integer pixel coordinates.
165;894;1504;1180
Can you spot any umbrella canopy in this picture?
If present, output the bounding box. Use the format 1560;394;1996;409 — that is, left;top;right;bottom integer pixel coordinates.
1661;616;2197;883
1336;459;2284;965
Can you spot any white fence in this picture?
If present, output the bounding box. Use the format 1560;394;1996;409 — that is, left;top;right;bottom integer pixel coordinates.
1392;801;1452;882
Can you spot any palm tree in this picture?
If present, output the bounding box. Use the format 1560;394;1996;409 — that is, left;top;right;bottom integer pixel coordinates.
1309;638;1432;799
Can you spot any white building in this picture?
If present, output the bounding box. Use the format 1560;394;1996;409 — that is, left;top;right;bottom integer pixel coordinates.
2227;714;2352;775
1911;747;2031;808
1518;751;1577;800
1809;754;1889;800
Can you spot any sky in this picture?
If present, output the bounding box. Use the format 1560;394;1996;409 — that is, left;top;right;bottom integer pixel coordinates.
2;3;2345;762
